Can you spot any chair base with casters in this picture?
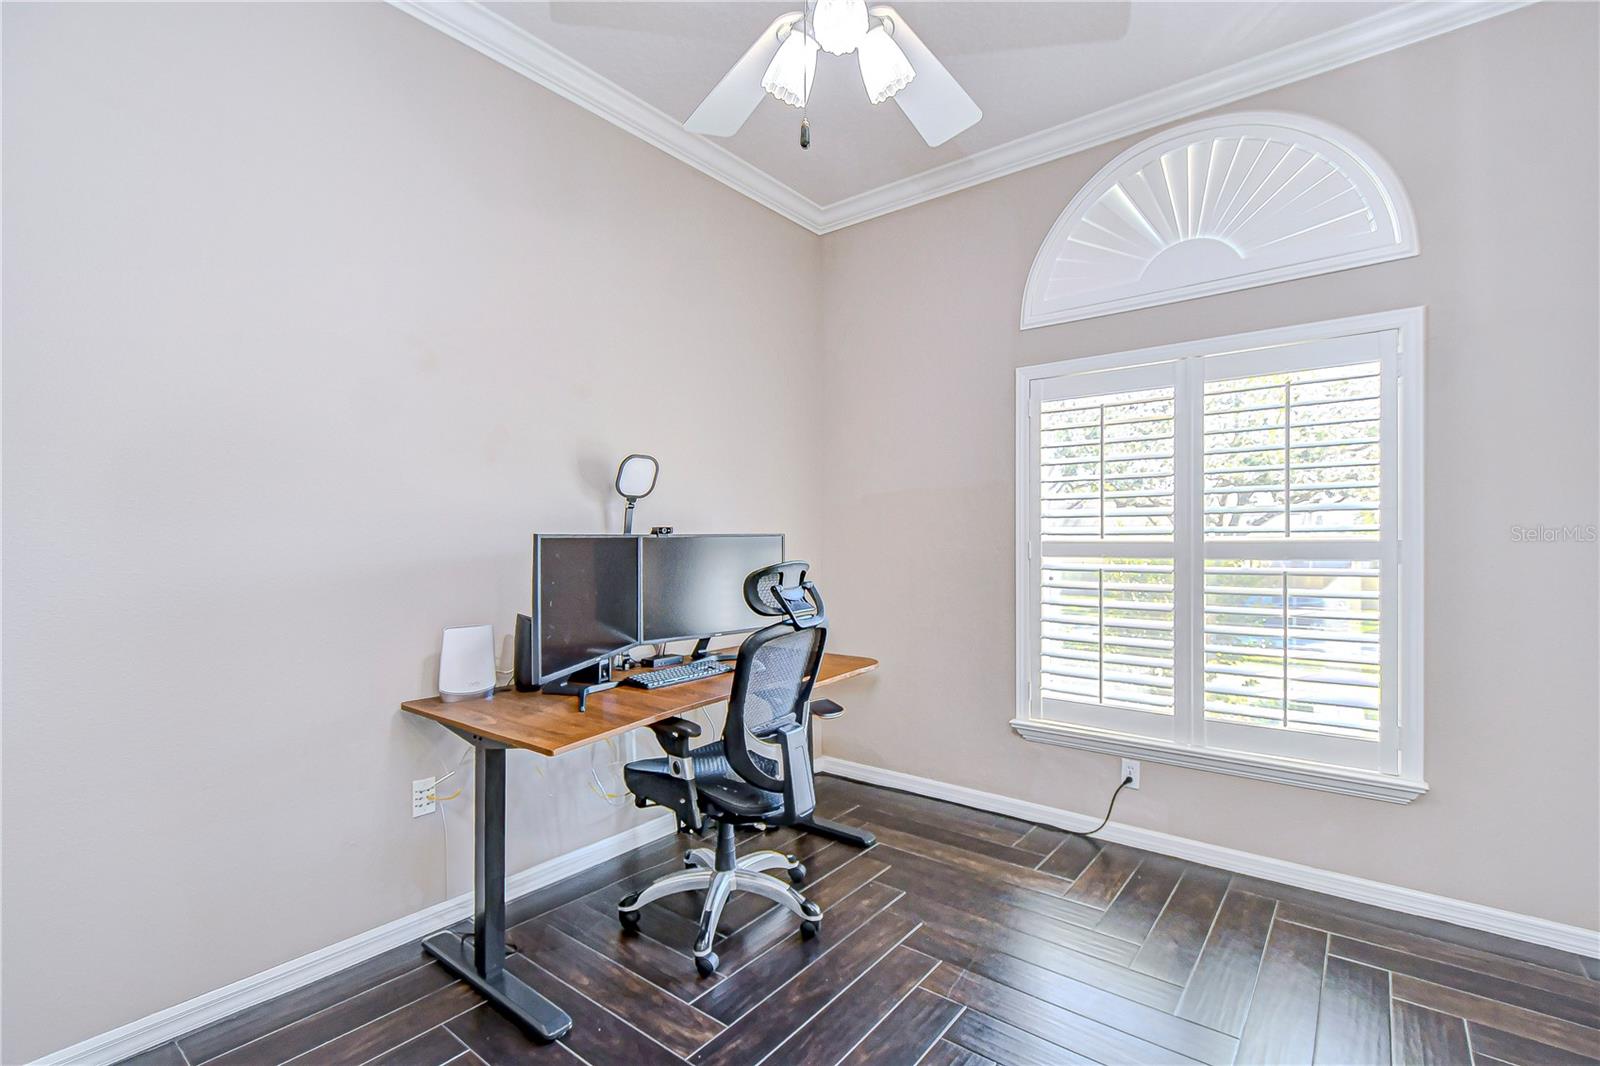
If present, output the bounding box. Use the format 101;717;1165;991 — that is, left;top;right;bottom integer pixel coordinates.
619;731;824;975
618;560;842;976
618;817;820;976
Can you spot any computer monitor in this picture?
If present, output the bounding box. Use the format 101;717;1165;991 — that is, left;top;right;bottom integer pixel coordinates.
641;534;786;644
532;534;641;685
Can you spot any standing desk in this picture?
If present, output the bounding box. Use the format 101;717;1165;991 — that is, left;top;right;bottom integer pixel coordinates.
400;651;878;1041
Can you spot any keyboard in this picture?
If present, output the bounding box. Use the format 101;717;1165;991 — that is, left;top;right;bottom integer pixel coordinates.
621;659;734;690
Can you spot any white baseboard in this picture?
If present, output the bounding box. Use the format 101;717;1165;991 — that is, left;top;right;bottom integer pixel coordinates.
38;814;677;1066
816;756;1600;961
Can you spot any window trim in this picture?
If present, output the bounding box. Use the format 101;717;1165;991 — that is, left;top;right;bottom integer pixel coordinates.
1014;308;1427;803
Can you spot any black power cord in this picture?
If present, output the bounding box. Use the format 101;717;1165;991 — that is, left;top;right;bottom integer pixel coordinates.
1082;774;1135;837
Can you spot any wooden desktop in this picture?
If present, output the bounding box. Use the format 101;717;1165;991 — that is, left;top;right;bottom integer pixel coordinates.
402;651;878;756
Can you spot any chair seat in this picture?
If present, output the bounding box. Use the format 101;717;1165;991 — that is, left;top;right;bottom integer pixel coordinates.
624;739;785;822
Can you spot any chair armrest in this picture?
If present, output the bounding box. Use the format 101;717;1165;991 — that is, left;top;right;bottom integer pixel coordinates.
647;716;702;757
811;699;845;719
773;720;817;819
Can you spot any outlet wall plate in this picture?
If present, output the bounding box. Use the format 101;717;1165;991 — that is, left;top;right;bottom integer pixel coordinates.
1121;759;1141;790
412;777;437;818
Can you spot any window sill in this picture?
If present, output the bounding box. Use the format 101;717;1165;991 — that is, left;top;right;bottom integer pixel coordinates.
1010;718;1429;804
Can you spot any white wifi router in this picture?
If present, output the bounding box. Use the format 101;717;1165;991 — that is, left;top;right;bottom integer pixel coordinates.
439;624;496;702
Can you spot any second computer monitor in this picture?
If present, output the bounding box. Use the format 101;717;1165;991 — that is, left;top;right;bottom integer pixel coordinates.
534;535;641;685
642;534;785;644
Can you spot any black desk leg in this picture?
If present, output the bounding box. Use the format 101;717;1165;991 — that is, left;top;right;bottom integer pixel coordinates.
422;745;573;1042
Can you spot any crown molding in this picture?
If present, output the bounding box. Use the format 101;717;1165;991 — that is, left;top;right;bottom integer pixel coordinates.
388;1;825;232
391;0;1528;237
811;1;1528;232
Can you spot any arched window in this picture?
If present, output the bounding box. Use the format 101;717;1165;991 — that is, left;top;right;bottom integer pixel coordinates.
1021;112;1417;328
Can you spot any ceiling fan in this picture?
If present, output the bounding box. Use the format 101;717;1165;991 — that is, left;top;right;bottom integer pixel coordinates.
684;1;982;149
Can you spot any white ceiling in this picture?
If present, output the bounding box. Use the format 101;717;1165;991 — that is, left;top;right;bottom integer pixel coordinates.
399;1;1521;231
484;1;1397;205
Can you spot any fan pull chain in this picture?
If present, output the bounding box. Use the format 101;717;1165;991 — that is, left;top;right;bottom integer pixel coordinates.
800;0;813;149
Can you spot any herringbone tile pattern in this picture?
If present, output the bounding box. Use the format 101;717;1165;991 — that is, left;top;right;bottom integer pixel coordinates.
123;777;1600;1066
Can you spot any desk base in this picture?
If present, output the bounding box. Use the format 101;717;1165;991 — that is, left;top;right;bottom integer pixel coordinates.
797;814;876;849
422;932;572;1041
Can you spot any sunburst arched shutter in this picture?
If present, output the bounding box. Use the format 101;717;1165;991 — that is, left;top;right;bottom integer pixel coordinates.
1021;113;1417;328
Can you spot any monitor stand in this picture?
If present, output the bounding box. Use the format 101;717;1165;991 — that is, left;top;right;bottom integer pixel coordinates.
690;637;738;663
542;661;616;712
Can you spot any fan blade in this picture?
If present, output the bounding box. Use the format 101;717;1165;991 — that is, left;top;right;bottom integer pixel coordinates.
685;12;802;138
870;5;981;147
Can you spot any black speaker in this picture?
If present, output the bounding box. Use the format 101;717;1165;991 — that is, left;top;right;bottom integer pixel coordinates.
514;614;536;691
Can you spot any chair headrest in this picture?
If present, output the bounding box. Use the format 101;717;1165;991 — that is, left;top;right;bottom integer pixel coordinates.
744;560;825;629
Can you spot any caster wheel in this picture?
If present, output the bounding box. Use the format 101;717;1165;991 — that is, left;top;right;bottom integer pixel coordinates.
696;952;719;976
799;919;820;940
787;861;807;885
618;894;641;932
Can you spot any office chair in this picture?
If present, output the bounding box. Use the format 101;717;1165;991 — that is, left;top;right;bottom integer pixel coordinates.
618;561;832;976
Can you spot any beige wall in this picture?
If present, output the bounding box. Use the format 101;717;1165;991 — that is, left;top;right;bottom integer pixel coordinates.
6;2;1598;1059
817;2;1599;932
0;3;821;1059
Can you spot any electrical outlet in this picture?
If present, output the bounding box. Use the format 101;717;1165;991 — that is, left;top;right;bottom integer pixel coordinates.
412;777;437;818
1120;759;1141;790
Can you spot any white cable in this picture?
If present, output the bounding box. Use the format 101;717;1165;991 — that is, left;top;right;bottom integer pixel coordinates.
438;742;473;787
434;742;473;895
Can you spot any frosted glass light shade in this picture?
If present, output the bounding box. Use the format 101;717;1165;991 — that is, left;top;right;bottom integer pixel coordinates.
858;23;915;105
812;0;868;55
761;30;820;107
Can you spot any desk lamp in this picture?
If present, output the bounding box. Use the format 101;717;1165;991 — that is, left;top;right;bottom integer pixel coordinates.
615;454;659;534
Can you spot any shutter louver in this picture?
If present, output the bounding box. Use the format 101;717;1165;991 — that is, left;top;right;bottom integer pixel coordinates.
1042;387;1175;541
1203;363;1381;539
1203;559;1380;737
1042;558;1175;712
1200;360;1384;745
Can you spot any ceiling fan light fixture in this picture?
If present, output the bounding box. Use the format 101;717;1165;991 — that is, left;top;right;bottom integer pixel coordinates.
761;28;819;107
685;5;980;147
857;22;915;105
812;0;868;55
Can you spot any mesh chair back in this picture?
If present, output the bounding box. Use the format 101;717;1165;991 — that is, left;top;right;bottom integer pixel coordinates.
738;627;823;739
722;612;825;821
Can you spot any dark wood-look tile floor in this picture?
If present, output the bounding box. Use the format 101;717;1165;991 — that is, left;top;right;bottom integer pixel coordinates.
124;777;1600;1066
